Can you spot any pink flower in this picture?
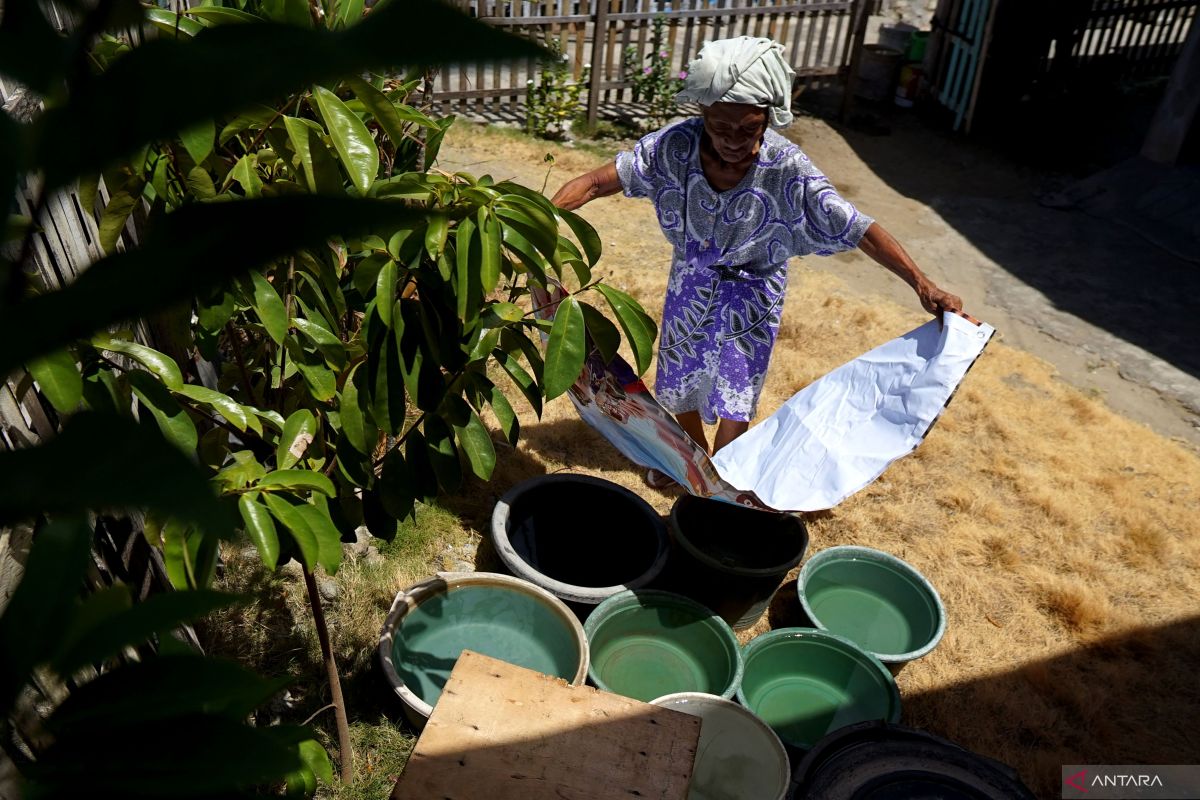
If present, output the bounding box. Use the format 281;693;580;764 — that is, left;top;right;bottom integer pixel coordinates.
643;66;652;74
679;70;688;79
659;50;668;57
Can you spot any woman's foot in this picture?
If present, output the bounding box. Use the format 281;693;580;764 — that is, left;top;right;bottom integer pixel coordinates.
644;468;676;490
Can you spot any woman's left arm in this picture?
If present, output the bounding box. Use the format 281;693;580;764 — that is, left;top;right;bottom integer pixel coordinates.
856;222;964;316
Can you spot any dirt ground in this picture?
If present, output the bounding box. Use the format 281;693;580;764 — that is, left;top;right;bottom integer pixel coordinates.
431;113;1200;799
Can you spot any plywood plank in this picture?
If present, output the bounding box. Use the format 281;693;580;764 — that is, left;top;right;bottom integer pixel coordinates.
392;651;700;800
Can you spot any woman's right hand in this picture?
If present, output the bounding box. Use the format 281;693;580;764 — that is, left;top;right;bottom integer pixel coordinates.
550;162;622;210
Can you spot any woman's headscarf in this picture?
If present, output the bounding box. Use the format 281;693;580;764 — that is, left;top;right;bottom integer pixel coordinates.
675;36;796;128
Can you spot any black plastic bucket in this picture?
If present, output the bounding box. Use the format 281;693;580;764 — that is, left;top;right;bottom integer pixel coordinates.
490;474;670;611
789;721;1037;799
663;495;809;630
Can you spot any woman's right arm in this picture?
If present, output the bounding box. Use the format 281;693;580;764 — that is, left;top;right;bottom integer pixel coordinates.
549;162;622;211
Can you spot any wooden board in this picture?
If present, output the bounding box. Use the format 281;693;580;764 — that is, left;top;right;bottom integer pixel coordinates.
392;650;701;800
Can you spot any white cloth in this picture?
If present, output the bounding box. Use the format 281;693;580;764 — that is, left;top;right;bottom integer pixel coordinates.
675;36;796;128
711;312;996;511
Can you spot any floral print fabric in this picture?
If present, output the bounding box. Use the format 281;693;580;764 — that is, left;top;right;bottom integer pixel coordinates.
614;117;874;423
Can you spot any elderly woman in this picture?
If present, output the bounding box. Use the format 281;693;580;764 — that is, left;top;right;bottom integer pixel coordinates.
551;37;964;488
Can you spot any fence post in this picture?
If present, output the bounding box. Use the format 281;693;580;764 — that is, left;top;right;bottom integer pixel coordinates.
839;0;872;122
586;0;611;129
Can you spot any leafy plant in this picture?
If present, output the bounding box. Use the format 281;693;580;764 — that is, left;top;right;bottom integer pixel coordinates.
621;15;686;130
526;39;590;140
2;0;658;795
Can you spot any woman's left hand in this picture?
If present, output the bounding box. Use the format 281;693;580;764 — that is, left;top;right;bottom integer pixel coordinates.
917;282;964;317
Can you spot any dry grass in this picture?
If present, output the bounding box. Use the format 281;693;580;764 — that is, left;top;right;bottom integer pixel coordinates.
436;123;1200;799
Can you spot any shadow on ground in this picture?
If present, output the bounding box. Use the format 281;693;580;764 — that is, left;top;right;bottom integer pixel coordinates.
797;90;1200;382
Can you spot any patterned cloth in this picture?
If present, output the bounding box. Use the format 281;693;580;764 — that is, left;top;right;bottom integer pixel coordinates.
614;117;874;423
674;36;797;128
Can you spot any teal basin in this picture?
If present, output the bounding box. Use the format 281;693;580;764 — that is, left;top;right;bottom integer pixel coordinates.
737;628;900;750
585;590;743;702
798;546;945;668
378;573;588;725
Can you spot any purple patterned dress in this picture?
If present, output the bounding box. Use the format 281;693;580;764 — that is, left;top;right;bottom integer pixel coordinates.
614;117;874;424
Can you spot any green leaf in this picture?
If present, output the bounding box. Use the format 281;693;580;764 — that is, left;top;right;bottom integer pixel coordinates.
283;115;342;195
144;6;205;37
357;484;394;543
231;153;263;198
542;295;586;399
451;407;496;480
455;216;479;321
394;434;431;507
494;350;542;418
174;383;250;431
262;494;318;571
425;212;449;259
596;283;658;375
424;415;461;493
0;517;91;714
185;165;217;199
377;448;414;521
261;0;311;26
483;301;524;326
214;449;268;492
579;301;621;365
182;6;262;24
258;469;335;497
276;409;317;469
287;341;338;401
477;208;502;293
26;349;82;415
466;373;518;445
51;590;236;677
91;334;184;389
249;269;288;345
98;191;138;255
338;362;373;455
179;119;215;165
161;519;191;589
334;0;367;27
496;199;559;262
128;370;199;453
292;317;346;369
559;207;603;267
375;258;397;327
298;739;333;786
424;114;456;170
500;223;550;284
239;492;280;570
345;76;424;151
312;85;378;196
367;319;406;435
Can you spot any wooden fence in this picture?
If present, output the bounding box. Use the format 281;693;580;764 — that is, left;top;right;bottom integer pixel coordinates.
433;0;870;122
1062;0;1199;80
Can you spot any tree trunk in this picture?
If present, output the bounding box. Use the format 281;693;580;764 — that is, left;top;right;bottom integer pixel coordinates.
303;569;354;783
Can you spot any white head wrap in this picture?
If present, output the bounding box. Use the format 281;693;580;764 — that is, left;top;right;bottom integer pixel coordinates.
675;36;796;128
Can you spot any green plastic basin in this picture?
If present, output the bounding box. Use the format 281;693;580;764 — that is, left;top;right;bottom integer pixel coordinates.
585;590;743;702
737;628;901;750
378;573;589;726
798;546;945;668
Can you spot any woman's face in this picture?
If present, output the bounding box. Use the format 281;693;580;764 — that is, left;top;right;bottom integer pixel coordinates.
701;102;769;163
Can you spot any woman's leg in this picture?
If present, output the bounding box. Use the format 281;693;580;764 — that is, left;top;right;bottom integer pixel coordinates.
713;418;749;452
675;410;710;454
